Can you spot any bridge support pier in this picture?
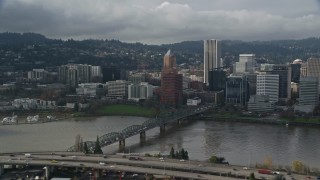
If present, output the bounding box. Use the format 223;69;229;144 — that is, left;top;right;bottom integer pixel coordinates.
160;125;166;132
140;131;146;144
0;164;4;175
119;139;125;151
140;131;146;139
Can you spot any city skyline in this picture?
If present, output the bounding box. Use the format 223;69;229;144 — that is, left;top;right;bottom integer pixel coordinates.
1;0;320;44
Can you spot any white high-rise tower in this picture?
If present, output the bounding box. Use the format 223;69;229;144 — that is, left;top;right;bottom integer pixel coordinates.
204;39;221;85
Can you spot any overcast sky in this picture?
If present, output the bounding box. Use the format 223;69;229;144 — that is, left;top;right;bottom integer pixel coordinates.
1;0;320;44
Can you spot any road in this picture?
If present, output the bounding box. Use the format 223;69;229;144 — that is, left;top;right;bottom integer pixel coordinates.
0;152;317;180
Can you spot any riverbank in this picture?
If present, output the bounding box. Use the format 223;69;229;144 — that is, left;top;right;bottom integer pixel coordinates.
0;112;72;126
199;114;320;127
76;104;157;117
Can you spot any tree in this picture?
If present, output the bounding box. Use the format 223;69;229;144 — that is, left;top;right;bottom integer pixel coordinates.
83;142;89;154
79;137;83;152
93;136;103;154
180;148;185;159
170;147;175;158
249;173;255;180
209;155;217;163
184;150;189;160
175;151;180;159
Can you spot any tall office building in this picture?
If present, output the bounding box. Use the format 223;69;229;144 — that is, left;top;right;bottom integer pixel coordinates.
300;63;307;77
66;67;78;88
102;66;122;83
299;77;319;105
208;69;226;91
270;65;291;100
58;64;78;88
225;75;249;105
128;82;155;101
204;39;221;85
235;54;256;74
128;73;146;85
91;66;102;82
291;59;302;83
27;69;49;82
160;50;183;107
256;74;279;103
306;58;320;93
77;64;92;83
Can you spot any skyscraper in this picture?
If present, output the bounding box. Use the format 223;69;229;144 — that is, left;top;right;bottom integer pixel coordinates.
270;65;291;100
225;75;249;105
235;54;256;74
204;39;221;85
306;58;320;93
160;50;183;107
299;77;319;105
256;74;279;103
163;50;177;74
102;66;121;83
208;69;226;92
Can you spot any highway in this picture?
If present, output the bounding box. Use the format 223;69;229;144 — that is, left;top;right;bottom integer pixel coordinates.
0;152;316;180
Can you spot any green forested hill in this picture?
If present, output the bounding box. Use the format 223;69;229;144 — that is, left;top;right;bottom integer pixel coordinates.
0;32;319;70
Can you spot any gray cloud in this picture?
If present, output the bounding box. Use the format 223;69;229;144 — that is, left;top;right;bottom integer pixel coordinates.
0;0;320;44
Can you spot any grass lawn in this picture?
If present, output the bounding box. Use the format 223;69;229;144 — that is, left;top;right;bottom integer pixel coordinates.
283;117;320;124
97;104;155;117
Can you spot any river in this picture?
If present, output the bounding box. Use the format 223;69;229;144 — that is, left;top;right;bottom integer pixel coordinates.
0;116;319;168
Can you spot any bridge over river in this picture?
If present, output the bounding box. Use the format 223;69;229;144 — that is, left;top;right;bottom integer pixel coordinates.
67;104;213;152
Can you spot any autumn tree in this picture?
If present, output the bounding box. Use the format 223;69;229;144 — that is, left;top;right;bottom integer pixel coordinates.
292;160;304;173
263;156;273;169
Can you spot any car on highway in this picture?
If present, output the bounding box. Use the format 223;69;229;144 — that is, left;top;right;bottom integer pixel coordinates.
99;162;106;166
51;160;58;163
129;156;143;161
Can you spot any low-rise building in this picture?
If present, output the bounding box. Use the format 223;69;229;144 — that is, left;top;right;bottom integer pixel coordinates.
247;95;274;112
128;82;156;101
187;97;201;106
12;98;56;110
76;83;106;97
107;80;129;99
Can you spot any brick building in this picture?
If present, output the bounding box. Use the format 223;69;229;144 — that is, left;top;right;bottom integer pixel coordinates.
160;50;183;107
